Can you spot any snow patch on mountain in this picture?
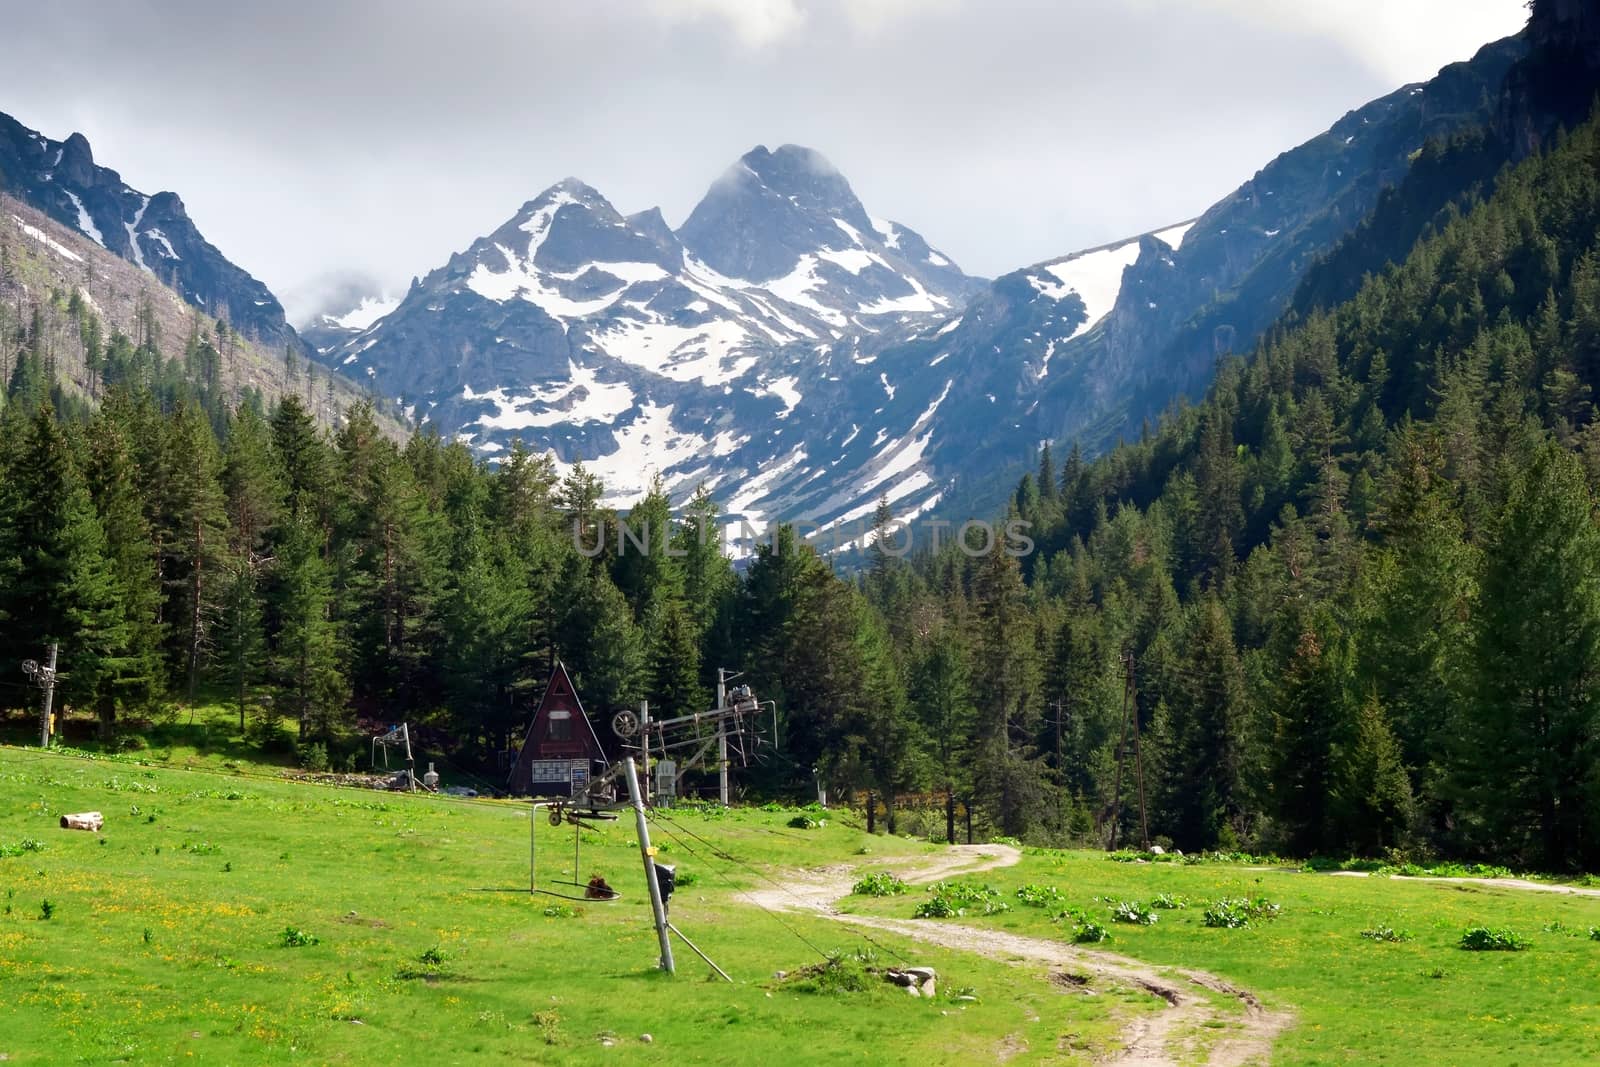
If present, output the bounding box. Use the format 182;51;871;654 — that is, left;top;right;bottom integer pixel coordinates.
11;214;82;262
63;190;102;247
328;294;401;330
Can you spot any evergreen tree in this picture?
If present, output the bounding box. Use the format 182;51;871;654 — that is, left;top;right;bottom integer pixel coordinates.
160;402;228;700
1334;692;1416;854
218;403;284;726
272;512;345;743
1456;442;1600;868
911;624;976;843
83;408;165;731
1153;597;1249;850
0;408;129;722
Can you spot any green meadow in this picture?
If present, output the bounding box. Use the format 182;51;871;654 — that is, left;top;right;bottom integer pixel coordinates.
3;735;1599;1064
0;745;1132;1065
843;849;1600;1064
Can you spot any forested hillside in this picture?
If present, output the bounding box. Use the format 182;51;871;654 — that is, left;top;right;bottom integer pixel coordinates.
1;196;399;433
13;104;1600;872
962;98;1600;873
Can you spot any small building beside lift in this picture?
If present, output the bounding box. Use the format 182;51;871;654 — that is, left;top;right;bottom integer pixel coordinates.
507;661;609;797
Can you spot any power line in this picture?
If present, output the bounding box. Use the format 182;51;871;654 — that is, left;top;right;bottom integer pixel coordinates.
648;808;914;966
644;812;834;962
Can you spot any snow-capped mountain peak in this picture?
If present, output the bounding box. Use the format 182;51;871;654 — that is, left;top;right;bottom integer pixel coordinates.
313;146;987;536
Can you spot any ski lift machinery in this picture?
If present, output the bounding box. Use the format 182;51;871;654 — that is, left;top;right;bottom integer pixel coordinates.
531;679;777;894
526;676;775;978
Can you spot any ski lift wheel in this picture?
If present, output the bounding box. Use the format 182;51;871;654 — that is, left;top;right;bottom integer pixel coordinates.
611;709;640;737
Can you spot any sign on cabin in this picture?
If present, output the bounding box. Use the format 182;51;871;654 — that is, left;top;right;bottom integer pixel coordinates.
507;661;609;797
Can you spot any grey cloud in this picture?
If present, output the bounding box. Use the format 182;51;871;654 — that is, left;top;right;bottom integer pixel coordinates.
0;0;1528;319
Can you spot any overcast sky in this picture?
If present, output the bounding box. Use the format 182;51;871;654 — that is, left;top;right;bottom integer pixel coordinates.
0;0;1529;323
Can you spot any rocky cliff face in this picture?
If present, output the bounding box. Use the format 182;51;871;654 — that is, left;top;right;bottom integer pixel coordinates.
0;113;298;352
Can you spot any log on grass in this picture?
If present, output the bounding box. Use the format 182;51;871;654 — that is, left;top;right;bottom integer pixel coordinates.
60;811;104;831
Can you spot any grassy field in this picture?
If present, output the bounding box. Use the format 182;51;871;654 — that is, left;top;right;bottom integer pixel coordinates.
4;729;1600;1065
843;848;1600;1064
0;745;1134;1065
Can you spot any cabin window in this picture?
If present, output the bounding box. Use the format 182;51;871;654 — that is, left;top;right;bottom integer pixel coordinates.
547;709;573;741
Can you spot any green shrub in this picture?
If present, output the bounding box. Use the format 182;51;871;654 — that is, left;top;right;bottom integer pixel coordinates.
1150;892;1189;909
1112;900;1158;925
915;881;1009;918
279;926;320;947
786;949;878;994
852;872;908;897
297;742;329;773
1072;921;1110;943
1589;927;1600;941
419;946;448;966
1015;883;1064;907
1459;927;1528;951
0;839;45;859
1360;925;1413;943
787;814;824;829
913;896;958;918
1203;897;1280;929
39;899;55;920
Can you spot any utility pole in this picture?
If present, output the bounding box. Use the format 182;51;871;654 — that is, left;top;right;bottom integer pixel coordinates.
22;644;59;749
716;669;731;805
624;757;674;974
639;699;651;804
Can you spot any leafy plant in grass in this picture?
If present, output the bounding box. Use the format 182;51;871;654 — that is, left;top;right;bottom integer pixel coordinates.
532;1009;564;1046
1112;901;1158;925
279;926;319;947
852;872;908;897
1590;927;1600;941
1015;883;1064;907
786;949;879;994
419;946;449;966
1150;892;1189;910
0;838;45;859
914;895;959;918
787;814;825;829
1073;921;1110;944
1203;897;1280;929
1460;927;1528;951
39;899;55;920
916;881;1009;918
1360;924;1413;943
542;904;580;918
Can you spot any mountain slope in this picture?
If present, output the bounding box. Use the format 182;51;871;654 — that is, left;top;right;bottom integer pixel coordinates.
897;33;1530;521
0;112;298;353
317;147;987;541
0;193;396;432
315;27;1535;541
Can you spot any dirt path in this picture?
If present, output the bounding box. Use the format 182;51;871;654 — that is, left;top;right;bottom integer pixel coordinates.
1325;870;1600;898
744;844;1291;1066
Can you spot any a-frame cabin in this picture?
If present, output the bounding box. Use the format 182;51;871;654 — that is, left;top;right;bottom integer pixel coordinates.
507;661;609;797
